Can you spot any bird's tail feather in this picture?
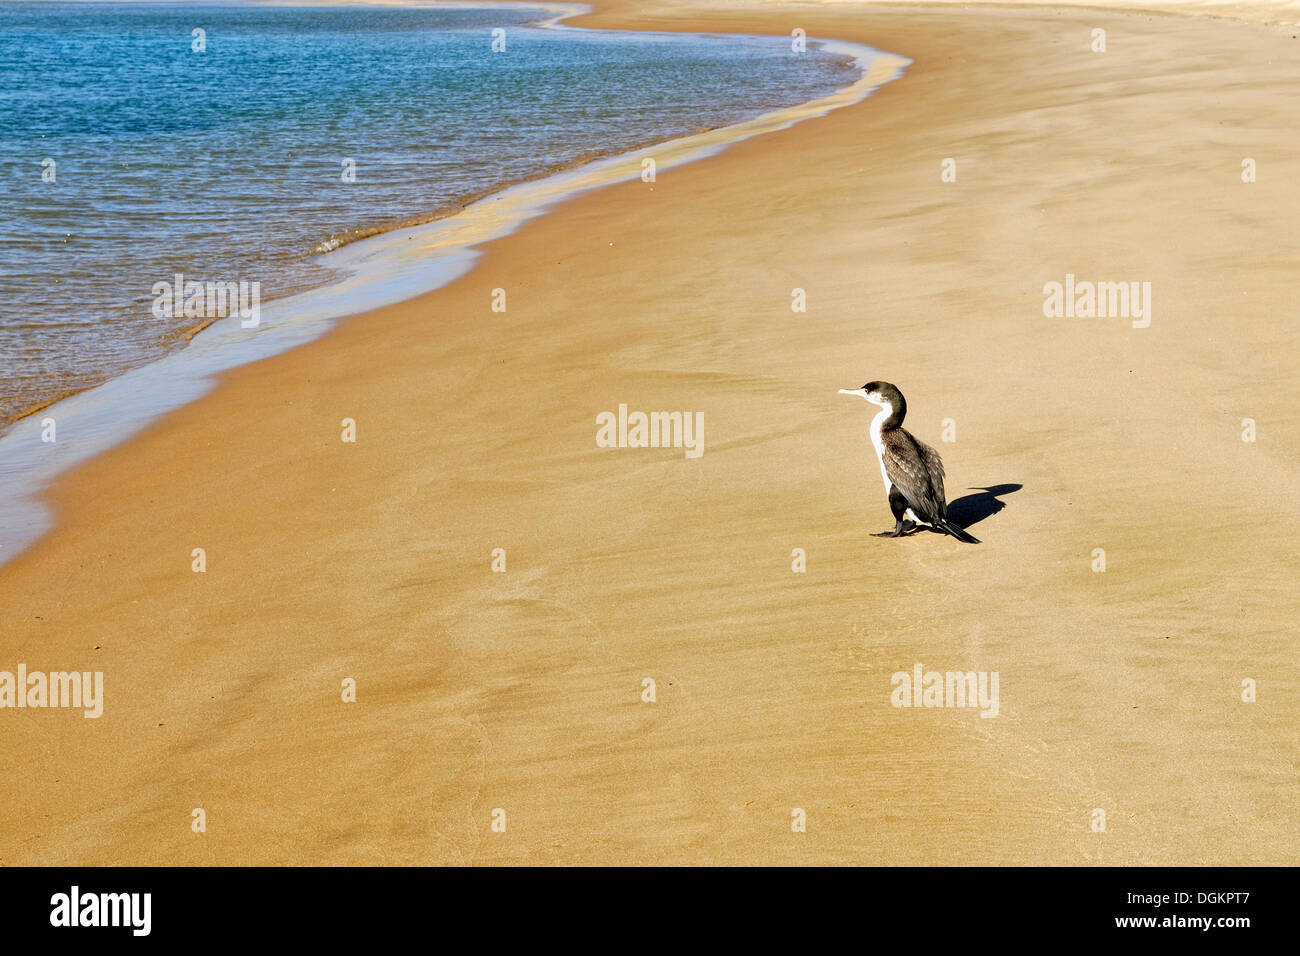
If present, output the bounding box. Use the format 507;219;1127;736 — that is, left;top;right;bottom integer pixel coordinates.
937;518;980;544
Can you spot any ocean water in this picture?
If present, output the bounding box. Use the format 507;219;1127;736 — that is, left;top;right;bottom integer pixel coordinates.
0;0;858;428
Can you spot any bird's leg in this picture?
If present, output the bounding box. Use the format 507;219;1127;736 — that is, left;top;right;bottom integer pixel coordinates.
873;489;912;537
872;517;909;538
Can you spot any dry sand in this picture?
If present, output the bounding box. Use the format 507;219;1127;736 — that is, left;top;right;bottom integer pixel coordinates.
1;1;1297;865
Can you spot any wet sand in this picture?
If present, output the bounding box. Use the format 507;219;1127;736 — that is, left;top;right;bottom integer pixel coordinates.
0;2;1296;864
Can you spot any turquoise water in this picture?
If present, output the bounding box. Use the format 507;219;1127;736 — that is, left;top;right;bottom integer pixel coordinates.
0;1;856;427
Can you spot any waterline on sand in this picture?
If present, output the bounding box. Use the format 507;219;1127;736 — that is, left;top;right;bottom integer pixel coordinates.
0;9;908;568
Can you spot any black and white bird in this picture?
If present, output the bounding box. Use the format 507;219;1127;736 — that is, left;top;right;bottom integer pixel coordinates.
838;381;980;544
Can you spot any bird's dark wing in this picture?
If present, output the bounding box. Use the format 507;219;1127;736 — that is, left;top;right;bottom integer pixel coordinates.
881;429;947;523
914;435;947;507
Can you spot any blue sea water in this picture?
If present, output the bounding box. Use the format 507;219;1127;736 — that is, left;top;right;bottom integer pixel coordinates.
0;1;857;426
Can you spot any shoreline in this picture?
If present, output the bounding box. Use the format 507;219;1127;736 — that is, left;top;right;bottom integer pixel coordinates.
2;1;1297;865
0;5;906;568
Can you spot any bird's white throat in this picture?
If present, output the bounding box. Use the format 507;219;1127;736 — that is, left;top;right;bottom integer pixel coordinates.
869;401;893;494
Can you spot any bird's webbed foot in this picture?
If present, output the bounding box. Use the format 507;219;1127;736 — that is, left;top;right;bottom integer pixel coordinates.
872;519;915;538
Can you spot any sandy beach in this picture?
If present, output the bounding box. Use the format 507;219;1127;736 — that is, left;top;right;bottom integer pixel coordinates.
1;1;1297;865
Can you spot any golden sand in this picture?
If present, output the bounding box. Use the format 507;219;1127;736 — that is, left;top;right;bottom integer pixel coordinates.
0;2;1296;864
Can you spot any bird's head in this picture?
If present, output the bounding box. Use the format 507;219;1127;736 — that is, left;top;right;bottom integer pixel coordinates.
837;381;902;409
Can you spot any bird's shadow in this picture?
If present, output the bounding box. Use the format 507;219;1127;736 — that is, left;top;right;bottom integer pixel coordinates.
945;483;1022;530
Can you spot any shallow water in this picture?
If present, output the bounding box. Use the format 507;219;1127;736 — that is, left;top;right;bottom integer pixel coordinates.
0;0;856;428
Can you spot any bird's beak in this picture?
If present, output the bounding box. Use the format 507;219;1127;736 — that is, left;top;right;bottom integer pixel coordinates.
838;388;866;398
